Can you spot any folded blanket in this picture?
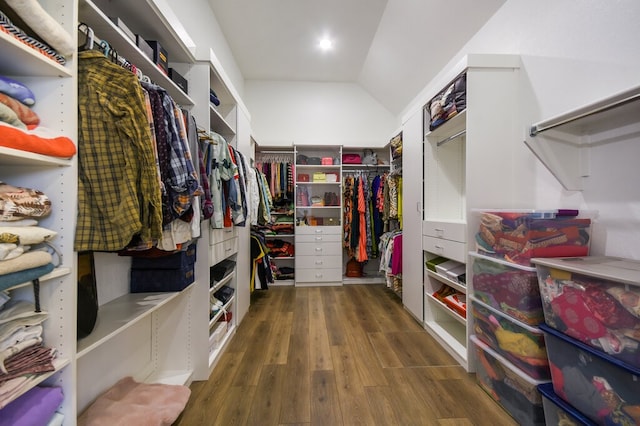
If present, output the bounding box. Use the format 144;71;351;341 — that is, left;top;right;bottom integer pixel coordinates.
0;251;51;275
0;181;51;222
0;262;53;293
0;122;76;158
0;226;56;245
0;385;63;426
78;376;191;426
0;93;39;129
0;103;26;130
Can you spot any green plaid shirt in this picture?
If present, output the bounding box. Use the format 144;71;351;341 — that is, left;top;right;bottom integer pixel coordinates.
75;50;163;251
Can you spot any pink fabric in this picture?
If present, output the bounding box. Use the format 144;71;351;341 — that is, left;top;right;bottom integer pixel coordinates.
357;178;367;262
78;376;191;426
391;233;402;275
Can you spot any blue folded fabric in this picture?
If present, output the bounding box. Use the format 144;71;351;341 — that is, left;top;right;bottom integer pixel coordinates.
0;263;54;293
0;385;63;426
209;89;220;106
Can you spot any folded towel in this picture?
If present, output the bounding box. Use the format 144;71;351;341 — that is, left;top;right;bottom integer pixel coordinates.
0;385;63;426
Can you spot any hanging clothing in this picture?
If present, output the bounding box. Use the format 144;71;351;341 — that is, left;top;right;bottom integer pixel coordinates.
75;50;163;252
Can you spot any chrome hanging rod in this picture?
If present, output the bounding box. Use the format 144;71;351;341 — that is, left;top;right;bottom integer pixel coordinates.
530;88;640;137
436;129;466;147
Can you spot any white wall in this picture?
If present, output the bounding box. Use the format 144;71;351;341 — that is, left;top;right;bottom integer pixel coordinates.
166;0;245;99
403;0;640;259
244;80;399;147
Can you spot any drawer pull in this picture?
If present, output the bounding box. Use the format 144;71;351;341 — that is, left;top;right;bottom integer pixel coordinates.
315;236;323;240
315;273;323;278
315;247;323;251
315;260;323;265
315;229;323;234
225;247;232;251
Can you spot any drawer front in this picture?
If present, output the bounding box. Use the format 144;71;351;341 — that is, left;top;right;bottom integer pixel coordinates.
210;237;238;266
295;226;341;236
295;267;342;283
210;226;237;244
422;220;466;242
296;241;342;256
422;236;466;263
296;233;342;243
296;255;342;269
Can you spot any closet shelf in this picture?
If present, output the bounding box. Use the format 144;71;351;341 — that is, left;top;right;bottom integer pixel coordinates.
424;319;467;366
86;0;196;63
77;285;194;359
208;323;235;367
0;357;70;410
424;110;467;141
209;296;234;327
209;104;235;137
79;0;195;106
146;370;193;387
0;31;71;77
425;293;466;325
4;267;71;293
425;270;467;294
210;271;235;294
525;84;640;190
0;147;74;167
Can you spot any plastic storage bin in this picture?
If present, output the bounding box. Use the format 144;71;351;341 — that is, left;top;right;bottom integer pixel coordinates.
470;252;543;325
540;324;640;425
472;298;550;380
533;256;640;369
472;336;548;426
538;383;597;426
473;209;591;266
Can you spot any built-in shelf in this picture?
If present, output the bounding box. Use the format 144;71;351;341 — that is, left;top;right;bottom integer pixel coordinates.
77;286;193;358
4;267;71;293
0;357;69;409
525;84;640;191
79;0;195;106
0;147;74;167
426;270;467;294
423;319;467;366
425;293;466;326
209;296;235;327
210;104;235;137
210;270;235;294
147;370;193;387
208;323;235;368
0;32;71;77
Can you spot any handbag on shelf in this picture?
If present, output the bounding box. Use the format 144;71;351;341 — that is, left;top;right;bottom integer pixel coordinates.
297;173;310;182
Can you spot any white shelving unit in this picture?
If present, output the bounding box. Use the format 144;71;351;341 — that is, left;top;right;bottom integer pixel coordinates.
0;0;78;419
294;145;343;286
525;84;640;191
419;54;524;372
76;0;199;415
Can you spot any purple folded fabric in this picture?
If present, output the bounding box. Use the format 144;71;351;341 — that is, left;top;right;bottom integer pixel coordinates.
0;385;63;426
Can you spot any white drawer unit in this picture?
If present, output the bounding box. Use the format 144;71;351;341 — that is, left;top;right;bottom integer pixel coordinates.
422;220;466;243
295;268;342;284
295;233;342;243
295;225;342;235
209;226;237;245
295;226;343;286
296;241;342;256
422;236;467;264
296;255;342;269
210;237;239;266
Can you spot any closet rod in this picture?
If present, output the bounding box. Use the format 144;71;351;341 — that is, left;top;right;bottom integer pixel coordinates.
436;129;466;146
258;150;295;154
529;88;640;137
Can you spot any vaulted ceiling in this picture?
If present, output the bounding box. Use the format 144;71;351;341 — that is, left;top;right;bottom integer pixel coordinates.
207;0;506;116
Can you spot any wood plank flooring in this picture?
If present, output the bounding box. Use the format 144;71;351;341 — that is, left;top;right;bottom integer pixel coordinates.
175;284;518;426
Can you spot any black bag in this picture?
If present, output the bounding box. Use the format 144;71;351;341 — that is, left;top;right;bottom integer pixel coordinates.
214;285;235;304
77;252;98;339
210;259;236;283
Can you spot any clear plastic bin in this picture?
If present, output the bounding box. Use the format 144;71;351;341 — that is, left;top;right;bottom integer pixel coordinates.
472;298;550;380
538;383;597;426
470;252;543;325
533;256;640;369
540;324;640;425
471;336;549;426
473;209;591;266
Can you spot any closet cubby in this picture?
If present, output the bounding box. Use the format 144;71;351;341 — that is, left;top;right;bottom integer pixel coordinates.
254;147;296;285
294;145;342;286
420;54;523;371
0;0;77;420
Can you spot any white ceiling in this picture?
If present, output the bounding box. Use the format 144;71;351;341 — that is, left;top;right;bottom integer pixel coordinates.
207;0;506;116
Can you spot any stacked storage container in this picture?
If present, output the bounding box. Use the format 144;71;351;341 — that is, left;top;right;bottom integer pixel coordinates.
532;256;640;425
470;210;593;426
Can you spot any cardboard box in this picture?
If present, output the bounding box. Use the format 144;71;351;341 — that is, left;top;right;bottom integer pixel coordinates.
169;68;188;94
109;17;135;43
146;40;168;75
136;34;154;62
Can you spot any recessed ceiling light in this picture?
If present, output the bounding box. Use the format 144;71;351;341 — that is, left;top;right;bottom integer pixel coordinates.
318;38;333;51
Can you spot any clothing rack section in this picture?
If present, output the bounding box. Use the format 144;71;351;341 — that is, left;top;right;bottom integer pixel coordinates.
379;230;403;295
342;171;390;283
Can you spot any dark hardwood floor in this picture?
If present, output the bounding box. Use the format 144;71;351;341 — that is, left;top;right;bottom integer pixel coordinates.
175;284;518;426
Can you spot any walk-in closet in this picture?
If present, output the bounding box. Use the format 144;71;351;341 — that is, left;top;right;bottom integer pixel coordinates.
0;0;639;425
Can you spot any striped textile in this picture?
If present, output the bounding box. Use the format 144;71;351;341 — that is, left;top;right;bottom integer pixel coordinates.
0;11;65;65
